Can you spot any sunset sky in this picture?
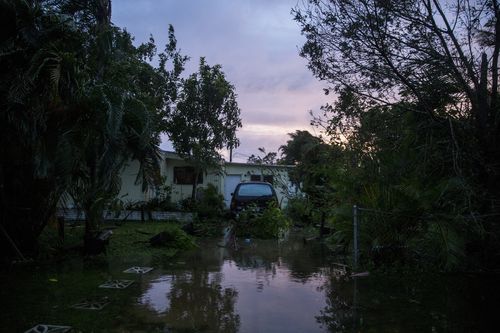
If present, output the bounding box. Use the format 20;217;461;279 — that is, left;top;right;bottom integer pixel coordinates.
112;0;330;162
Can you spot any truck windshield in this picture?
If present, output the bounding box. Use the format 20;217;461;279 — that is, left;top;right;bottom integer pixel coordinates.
237;184;273;197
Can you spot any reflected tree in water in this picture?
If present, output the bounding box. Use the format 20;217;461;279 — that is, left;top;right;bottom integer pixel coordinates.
164;270;240;332
227;236;331;283
316;277;355;332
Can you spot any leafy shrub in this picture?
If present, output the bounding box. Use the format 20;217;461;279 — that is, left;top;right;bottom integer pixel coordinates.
187;184;227;237
145;184;177;211
179;197;196;211
193;217;225;237
195;183;225;218
237;203;290;239
149;225;196;250
284;196;314;225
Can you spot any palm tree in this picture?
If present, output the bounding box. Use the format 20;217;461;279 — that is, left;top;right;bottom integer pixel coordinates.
0;0;182;258
0;0;88;257
68;88;162;240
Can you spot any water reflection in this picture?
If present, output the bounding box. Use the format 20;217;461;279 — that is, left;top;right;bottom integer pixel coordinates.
140;275;173;314
2;234;498;332
135;236;500;332
316;272;500;333
315;276;355;332
138;237;335;332
140;270;240;332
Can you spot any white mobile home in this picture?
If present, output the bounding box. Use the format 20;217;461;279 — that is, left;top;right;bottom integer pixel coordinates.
118;150;294;208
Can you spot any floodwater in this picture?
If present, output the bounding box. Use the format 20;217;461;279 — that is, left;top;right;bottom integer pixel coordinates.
1;235;499;332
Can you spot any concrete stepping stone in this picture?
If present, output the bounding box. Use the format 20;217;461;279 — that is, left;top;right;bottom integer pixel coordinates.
71;296;110;310
99;279;134;289
24;324;72;333
123;266;153;274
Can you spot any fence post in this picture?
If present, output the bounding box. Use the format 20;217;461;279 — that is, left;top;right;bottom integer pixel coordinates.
353;205;359;269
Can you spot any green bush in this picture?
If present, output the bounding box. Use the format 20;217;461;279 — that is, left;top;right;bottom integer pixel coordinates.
284;196;313;225
108;222;196;258
149;225;197;250
179;197;196;211
145;184;177;211
237;203;290;239
193;217;225;237
188;184;227;237
196;183;225;218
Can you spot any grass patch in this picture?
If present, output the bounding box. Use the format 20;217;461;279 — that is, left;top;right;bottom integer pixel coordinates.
108;221;196;259
38;221;196;261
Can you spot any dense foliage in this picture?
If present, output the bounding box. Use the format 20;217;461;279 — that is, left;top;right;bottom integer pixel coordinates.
0;0;184;259
292;0;500;270
166;58;242;200
237;204;291;239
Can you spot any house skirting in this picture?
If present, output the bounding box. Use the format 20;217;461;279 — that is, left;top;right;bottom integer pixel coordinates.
56;208;194;223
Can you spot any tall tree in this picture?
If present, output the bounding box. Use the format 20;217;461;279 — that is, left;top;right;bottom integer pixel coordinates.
0;0;185;258
167;58;242;200
0;0;90;257
247;147;278;165
65;22;185;241
294;1;500;183
278;130;326;189
279;130;322;165
293;0;500;268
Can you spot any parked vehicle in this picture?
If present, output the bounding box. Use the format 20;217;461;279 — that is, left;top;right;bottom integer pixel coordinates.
230;181;279;217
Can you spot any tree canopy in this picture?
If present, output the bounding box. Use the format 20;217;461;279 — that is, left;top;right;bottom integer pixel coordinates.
293;0;500;270
294;0;499;124
166;57;242;199
247;147;278;165
0;0;185;257
279;130;323;165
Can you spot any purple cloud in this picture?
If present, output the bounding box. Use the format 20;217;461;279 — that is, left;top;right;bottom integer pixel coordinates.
112;0;330;162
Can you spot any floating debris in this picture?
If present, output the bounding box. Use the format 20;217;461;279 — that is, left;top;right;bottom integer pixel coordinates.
24;324;72;333
123;266;153;274
71;296;110;310
331;263;348;279
99;279;134;289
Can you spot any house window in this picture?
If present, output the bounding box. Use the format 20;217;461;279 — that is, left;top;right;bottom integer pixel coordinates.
263;175;274;184
174;167;203;185
250;174;261;181
249;174;274;184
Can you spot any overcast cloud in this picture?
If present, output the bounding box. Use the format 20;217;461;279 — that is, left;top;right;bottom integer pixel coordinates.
112;0;329;162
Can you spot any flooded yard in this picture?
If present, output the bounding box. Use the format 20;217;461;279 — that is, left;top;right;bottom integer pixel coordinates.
1;234;499;332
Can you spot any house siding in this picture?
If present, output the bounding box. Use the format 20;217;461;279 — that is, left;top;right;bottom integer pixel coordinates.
164;158;223;203
112;151;295;208
118;159;150;203
223;163;293;207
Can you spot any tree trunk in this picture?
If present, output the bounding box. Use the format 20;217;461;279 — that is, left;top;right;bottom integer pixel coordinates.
191;168;200;201
477;53;490;137
1;164;58;260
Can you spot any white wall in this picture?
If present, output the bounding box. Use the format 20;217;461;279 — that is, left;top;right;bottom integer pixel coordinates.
117;160;150;203
115;153;294;208
223;163;293;207
163;158;222;203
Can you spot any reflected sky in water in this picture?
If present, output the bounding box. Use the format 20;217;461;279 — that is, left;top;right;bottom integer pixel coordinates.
140;275;174;314
138;243;331;332
2;236;499;332
221;260;327;332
